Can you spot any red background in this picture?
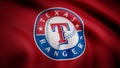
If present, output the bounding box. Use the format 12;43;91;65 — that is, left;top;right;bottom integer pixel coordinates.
0;0;120;68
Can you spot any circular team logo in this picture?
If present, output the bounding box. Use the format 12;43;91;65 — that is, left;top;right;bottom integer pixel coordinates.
34;7;86;60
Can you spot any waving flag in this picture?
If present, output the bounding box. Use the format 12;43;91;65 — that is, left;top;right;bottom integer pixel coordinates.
0;0;120;68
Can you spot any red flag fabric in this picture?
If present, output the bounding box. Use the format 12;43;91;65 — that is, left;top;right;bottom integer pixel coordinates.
0;0;120;68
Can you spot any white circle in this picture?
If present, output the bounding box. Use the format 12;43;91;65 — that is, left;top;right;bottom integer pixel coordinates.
45;16;79;50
